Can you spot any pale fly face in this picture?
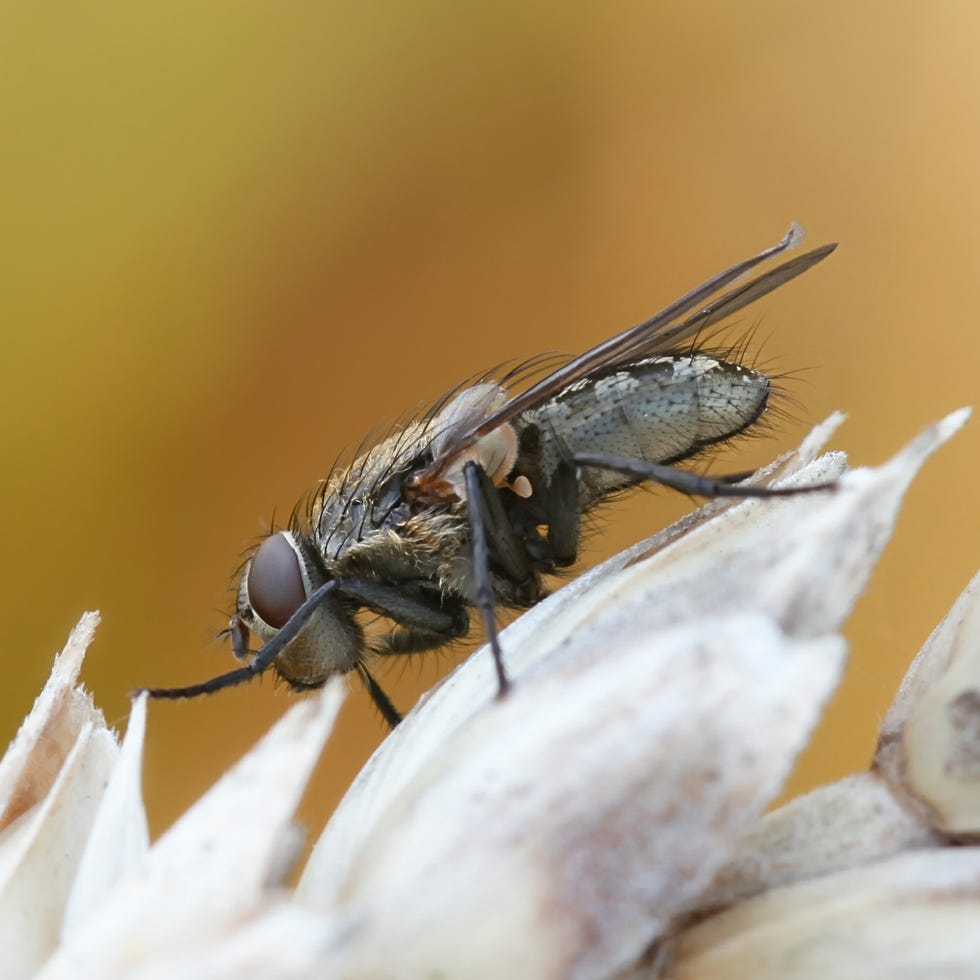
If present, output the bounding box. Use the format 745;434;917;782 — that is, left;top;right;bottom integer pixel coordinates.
233;532;364;687
139;223;837;723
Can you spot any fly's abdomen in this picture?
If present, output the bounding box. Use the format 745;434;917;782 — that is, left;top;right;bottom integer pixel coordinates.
520;354;771;505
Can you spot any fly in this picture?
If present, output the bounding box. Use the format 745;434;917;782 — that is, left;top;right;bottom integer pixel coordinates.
139;223;837;725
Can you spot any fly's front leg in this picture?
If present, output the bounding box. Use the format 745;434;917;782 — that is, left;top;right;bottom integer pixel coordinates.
355;664;403;728
573;453;837;499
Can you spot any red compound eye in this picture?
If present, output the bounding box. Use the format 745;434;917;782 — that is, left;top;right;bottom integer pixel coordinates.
247;533;306;629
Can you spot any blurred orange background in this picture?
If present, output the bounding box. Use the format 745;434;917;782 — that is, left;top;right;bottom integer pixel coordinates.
2;3;978;839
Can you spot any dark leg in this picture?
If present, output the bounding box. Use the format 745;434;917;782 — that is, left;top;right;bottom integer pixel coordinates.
375;616;470;656
544;459;580;567
573;453;837;499
136;579;341;700
463;461;510;698
463;461;538;601
334;578;471;723
356;664;403;727
359;583;470;657
336;578;470;637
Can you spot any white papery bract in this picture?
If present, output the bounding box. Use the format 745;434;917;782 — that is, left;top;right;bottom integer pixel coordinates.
1;411;977;979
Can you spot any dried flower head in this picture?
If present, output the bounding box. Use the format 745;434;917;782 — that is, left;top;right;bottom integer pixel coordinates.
3;410;978;979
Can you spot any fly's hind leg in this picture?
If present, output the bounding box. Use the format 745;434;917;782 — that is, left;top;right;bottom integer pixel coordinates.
501;457;580;572
355;664;404;728
543;458;580;567
572;453;836;500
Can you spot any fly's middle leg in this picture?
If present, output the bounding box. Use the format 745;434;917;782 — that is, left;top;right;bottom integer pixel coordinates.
542;459;580;567
462;460;543;699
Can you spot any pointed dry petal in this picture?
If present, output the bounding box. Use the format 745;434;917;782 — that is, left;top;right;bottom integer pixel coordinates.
699;773;940;911
584;409;969;648
107;903;336;980
39;682;344;979
672;847;980;979
61;694;150;940
0;722;119;980
878;564;980;835
311;616;845;978
0;612;104;831
0;614;121;980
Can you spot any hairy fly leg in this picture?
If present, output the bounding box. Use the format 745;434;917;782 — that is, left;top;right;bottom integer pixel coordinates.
355;663;403;727
463;459;545;698
337;577;470;726
466;463;541;603
541;459;580;567
350;579;470;658
337;577;470;636
573;453;837;500
503;425;581;571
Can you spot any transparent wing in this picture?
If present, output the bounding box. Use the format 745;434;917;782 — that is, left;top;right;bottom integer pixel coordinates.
411;223;836;488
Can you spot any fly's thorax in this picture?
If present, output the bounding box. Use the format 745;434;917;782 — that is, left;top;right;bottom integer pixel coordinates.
308;420;435;560
308;514;466;616
520;354;771;503
237;531;363;686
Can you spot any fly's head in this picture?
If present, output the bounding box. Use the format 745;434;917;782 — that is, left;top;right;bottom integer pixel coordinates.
234;531;364;688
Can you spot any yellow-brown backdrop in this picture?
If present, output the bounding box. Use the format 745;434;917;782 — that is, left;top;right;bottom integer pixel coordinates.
2;3;977;838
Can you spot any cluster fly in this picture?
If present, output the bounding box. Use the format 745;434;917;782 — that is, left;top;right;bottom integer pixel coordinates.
140;223;836;725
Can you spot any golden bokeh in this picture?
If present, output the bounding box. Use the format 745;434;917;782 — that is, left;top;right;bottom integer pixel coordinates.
2;3;979;838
